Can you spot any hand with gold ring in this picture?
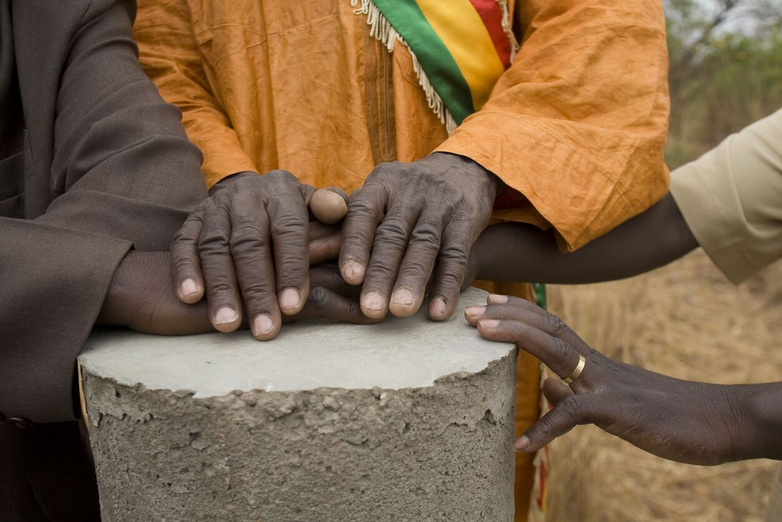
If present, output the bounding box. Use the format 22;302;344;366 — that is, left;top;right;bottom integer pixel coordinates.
463;293;782;465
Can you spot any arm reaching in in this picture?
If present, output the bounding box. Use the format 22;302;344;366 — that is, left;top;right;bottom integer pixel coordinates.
102;251;375;336
464;294;782;464
465;193;698;286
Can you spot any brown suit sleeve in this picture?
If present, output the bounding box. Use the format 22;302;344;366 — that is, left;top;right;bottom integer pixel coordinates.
0;0;208;423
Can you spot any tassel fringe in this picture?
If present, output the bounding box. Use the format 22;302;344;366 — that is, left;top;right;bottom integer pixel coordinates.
351;0;458;134
495;0;520;63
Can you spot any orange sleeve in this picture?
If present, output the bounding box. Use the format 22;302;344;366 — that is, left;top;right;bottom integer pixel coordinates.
134;0;257;189
436;0;670;251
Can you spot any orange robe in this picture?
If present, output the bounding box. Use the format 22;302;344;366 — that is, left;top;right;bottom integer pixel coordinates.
134;1;669;518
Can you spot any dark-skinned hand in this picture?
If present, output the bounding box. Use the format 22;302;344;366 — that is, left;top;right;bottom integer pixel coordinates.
340;152;500;322
170;170;348;339
464;294;782;465
99;251;374;336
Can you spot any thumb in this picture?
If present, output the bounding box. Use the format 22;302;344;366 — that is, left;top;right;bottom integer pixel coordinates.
309;187;349;225
515;394;598;453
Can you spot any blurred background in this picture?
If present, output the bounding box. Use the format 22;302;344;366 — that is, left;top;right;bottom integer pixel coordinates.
546;1;782;520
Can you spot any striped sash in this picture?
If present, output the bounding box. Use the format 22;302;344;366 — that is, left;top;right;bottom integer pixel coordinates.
352;0;517;133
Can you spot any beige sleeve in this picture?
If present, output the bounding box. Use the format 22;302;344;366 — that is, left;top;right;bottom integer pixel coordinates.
670;109;782;284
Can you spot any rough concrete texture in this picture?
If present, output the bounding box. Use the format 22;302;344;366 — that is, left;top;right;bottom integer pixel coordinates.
80;287;517;521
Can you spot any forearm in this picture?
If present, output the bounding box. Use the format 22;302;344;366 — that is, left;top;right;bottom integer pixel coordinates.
474;193;698;284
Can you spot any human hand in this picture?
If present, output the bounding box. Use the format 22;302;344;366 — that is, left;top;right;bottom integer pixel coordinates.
170;171;348;339
464;295;766;465
340;152;500;321
99;252;376;336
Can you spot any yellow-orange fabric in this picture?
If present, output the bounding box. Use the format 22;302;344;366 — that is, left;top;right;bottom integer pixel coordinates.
134;1;670;518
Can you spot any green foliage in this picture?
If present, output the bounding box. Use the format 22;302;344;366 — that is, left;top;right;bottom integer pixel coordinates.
665;0;782;168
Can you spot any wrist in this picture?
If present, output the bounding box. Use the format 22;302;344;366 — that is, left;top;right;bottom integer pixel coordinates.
429;152;501;198
97;253;134;327
734;384;782;461
709;383;782;463
209;171;259;196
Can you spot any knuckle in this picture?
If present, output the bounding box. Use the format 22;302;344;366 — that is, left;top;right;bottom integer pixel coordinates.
308;286;331;307
266;169;298;185
271;213;308;241
240;281;276;310
544;312;568;336
553;338;571;362
229;225;269;258
436;249;469;277
198;230;230;256
375;216;411;247
409;218;443;249
369;161;401;179
433;272;463;297
170;255;195;278
559;396;583;424
173;219;201;245
364;259;397;283
400;257;434;283
203;277;236;300
535;417;554;439
346;195;381;220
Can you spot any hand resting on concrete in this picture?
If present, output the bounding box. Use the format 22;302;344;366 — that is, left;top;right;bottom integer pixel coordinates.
170;170;350;339
98;251;376;336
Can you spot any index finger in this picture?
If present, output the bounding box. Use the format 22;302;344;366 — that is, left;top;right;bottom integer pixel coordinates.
171;215;205;304
267;180;312;315
481;295;593;355
475;317;583;381
339;183;387;285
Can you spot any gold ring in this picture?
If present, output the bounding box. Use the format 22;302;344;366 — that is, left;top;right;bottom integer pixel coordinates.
563;354;586;384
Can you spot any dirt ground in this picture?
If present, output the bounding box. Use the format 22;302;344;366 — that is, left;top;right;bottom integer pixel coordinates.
544;249;782;522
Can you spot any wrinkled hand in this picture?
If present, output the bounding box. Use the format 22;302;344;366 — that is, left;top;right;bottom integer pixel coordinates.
340;152;500;321
99;252;375;336
170;171;348;339
464;295;757;465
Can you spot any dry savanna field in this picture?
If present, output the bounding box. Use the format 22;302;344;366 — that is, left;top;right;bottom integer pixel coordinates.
545;250;782;521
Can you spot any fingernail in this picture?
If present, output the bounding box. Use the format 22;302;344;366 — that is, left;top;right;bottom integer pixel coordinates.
326;187;350;206
488;294;508;304
391;287;414;306
280;288;302;310
252;314;274;336
181;278;198;297
429;297;446;318
465;306;486;317
514;435;530;452
344;259;364;282
362;290;384;311
479;319;500;329
214;307;239;325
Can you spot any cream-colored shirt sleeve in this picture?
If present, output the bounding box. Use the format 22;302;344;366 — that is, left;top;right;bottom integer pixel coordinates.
670;109;782;284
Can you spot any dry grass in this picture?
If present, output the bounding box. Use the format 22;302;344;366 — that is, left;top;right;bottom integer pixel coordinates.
544;250;782;522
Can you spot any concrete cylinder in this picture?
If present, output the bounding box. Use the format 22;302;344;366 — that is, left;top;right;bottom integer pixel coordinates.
79;287;517;521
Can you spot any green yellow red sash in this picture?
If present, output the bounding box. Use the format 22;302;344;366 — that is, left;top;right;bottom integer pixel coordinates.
353;0;517;131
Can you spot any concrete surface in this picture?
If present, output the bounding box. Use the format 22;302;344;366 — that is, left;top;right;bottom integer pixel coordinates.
80;287;517;521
